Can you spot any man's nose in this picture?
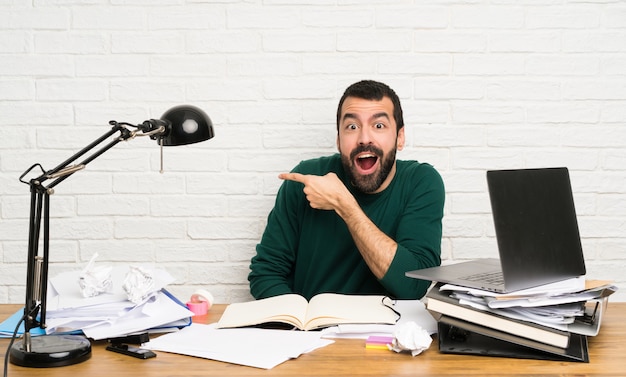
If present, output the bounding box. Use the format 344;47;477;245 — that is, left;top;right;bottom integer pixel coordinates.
357;126;373;145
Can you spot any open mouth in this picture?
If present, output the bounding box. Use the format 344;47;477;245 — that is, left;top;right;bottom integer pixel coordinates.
355;153;379;174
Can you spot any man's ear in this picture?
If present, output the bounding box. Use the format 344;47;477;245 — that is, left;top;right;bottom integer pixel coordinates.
336;134;340;151
397;127;406;151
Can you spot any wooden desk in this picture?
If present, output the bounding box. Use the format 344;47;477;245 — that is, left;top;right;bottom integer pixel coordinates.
1;303;625;376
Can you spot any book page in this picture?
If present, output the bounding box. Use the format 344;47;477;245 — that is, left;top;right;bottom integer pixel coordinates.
304;294;398;330
217;294;309;329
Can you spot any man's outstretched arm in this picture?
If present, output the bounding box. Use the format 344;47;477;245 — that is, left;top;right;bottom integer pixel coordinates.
279;172;396;279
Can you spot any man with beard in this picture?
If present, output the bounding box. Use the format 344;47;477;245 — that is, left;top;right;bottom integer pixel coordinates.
248;80;445;300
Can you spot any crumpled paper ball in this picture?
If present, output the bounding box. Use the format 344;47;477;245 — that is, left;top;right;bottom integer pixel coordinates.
389;321;433;356
122;266;156;304
78;253;113;298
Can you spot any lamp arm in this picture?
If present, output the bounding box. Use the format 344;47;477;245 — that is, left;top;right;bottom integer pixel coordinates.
22;123;134;191
20;122;160;335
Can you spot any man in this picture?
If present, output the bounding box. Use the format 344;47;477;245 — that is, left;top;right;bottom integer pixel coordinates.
248;80;445;300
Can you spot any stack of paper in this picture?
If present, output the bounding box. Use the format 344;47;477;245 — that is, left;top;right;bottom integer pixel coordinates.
435;278;616;336
0;266;194;340
320;299;438;339
424;277;617;362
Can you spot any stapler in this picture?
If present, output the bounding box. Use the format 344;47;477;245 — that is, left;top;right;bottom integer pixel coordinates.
105;333;156;359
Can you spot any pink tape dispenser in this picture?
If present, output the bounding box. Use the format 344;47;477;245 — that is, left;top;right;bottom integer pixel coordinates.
186;289;214;316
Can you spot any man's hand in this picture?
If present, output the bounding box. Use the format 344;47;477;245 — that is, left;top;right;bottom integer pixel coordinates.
279;171;395;279
279;172;352;211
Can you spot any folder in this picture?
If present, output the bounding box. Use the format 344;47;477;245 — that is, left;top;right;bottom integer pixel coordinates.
436;315;589;363
0;309;47;338
425;283;572;348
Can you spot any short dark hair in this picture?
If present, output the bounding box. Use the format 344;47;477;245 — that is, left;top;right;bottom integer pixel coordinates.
336;80;404;133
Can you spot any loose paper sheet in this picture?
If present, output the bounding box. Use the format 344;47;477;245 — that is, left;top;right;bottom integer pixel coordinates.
145;323;334;369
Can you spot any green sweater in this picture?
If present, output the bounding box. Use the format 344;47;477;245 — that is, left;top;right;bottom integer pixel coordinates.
248;154;445;300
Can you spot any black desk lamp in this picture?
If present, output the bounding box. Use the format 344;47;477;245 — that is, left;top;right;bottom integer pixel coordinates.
8;105;214;368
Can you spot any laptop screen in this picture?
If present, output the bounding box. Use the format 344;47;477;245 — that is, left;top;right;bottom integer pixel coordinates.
487;167;586;291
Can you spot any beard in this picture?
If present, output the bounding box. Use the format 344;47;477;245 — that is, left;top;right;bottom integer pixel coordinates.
341;144;397;194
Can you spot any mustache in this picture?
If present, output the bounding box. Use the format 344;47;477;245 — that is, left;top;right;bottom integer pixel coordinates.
349;145;383;160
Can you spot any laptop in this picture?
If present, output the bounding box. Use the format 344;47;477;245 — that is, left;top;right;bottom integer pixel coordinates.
406;167;587;293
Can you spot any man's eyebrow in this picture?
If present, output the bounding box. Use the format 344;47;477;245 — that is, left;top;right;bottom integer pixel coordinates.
372;112;391;121
342;113;358;122
341;112;391;122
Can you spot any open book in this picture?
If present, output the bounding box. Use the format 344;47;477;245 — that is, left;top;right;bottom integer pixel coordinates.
216;293;399;331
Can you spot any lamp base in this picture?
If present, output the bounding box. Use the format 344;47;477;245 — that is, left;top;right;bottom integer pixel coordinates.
10;334;92;368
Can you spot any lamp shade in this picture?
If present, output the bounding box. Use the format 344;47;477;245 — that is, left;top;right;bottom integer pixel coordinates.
159;105;214;146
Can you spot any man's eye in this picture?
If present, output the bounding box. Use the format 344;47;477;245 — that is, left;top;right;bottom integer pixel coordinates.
374;122;385;129
347;123;358;130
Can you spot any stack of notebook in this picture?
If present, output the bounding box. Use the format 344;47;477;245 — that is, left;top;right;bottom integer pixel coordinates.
423;280;616;362
406;167;619;362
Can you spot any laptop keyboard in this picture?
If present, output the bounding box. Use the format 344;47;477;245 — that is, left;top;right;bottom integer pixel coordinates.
463;271;505;285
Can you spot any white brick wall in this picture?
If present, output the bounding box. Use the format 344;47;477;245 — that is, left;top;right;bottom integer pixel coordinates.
1;1;625;304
